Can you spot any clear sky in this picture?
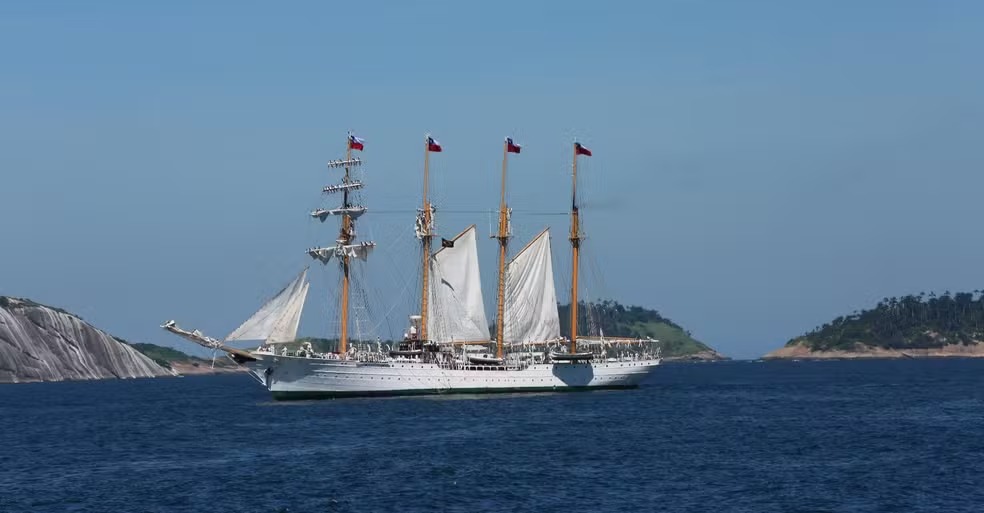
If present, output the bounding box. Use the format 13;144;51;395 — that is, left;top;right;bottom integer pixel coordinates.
2;1;982;359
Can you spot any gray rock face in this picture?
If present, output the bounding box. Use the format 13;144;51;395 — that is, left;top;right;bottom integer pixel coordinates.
0;297;174;383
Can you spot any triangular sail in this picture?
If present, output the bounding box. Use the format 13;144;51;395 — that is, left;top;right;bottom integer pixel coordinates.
225;268;309;344
427;226;491;343
267;281;309;344
503;229;561;345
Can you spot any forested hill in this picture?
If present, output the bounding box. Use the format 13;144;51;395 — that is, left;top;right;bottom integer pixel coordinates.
558;300;724;360
782;291;984;352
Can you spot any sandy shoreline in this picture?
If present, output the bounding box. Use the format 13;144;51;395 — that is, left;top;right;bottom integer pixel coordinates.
764;342;984;360
664;350;730;362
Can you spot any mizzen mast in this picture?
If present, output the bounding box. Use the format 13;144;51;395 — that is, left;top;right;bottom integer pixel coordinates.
307;133;373;356
569;141;592;354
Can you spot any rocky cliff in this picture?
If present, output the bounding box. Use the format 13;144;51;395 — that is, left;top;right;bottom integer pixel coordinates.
0;297;174;383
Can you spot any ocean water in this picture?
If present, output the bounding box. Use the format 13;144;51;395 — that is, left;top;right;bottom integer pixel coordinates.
2;359;983;513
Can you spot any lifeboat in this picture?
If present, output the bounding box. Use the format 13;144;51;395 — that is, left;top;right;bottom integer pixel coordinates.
389;349;423;357
468;354;505;365
549;351;594;362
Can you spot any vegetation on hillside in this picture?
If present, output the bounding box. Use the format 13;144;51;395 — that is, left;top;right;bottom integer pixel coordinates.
116;337;232;369
558;300;718;358
127;342;196;369
790;291;984;351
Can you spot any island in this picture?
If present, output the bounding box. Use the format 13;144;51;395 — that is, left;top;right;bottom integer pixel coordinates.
765;291;984;359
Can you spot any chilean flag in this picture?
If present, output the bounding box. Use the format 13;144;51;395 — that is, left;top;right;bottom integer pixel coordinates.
348;134;365;151
506;137;521;154
575;142;592;157
427;136;442;152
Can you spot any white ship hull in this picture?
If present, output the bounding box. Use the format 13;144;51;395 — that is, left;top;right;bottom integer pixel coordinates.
242;354;661;400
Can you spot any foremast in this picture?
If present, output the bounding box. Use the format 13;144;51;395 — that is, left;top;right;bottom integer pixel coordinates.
570;141;591;354
307;133;373;356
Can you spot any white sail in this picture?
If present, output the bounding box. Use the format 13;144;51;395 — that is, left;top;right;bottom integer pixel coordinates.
267;281;309;344
503;229;561;345
225;268;309;344
427;226;490;344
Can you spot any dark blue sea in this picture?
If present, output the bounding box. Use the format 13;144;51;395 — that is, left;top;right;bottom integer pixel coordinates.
2;359;984;513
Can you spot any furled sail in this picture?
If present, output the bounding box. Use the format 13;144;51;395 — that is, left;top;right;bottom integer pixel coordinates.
308;242;375;264
503;229;561;345
312;206;367;222
415;205;435;239
225;268;309;344
427;225;490;344
323;181;364;194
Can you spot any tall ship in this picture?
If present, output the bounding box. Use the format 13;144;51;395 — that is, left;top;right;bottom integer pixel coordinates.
162;134;661;399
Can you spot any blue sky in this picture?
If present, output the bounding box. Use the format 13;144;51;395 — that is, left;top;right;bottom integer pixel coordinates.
2;1;982;359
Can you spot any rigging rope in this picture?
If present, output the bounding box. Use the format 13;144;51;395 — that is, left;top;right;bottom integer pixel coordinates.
368;209;568;216
364;227;419;339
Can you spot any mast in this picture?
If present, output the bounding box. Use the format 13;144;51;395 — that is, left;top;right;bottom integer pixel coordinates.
339;142;353;354
494;139;511;359
569;142;585;354
419;136;434;342
306;133;372;357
